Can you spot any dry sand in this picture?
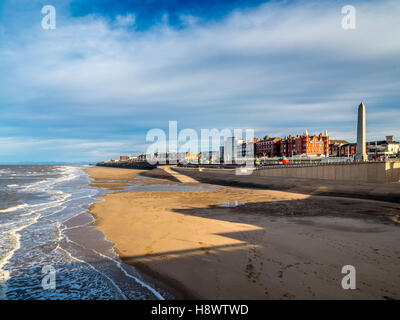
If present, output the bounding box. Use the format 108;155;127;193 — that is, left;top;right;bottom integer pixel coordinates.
86;166;400;299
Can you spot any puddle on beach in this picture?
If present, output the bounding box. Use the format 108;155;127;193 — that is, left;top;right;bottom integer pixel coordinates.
217;200;245;208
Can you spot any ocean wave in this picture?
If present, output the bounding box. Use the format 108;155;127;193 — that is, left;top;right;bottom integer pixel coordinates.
0;210;37;230
1;165;161;300
20;167;80;194
0;211;40;299
0;204;28;213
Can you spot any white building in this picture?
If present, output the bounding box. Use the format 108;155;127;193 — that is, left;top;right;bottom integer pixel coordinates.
368;136;400;160
223;137;245;164
138;153;150;161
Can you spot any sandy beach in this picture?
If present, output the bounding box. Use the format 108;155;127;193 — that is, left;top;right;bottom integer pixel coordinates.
86;167;400;299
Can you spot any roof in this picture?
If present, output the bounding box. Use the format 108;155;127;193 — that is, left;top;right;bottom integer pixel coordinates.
368;140;400;145
259;137;280;142
330;140;350;145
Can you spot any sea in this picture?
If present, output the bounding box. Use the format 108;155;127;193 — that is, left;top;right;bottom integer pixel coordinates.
0;165;164;300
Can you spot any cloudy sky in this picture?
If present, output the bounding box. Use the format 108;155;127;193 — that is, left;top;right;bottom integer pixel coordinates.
0;0;399;163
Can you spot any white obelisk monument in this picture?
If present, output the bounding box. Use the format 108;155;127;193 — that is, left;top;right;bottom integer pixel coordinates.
355;102;368;161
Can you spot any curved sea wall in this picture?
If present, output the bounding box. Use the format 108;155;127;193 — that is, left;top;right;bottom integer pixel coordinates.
96;161;156;170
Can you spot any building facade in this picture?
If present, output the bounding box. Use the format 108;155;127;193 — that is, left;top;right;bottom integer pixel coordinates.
255;137;282;158
279;131;329;158
223;137;245;163
367;136;400;160
329;140;357;158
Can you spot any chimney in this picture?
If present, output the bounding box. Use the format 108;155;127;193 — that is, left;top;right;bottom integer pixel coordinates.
386;136;393;143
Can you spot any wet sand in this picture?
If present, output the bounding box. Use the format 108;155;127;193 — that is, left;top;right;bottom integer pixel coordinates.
86;167;400;299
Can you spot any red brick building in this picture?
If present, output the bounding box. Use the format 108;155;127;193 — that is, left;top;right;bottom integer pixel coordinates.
280;131;329;157
255;137;282;158
329;140;357;158
341;143;357;157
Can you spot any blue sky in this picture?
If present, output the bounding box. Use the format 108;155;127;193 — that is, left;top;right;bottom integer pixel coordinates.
0;0;399;163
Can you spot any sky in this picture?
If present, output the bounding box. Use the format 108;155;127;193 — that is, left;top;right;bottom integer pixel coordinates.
0;0;399;163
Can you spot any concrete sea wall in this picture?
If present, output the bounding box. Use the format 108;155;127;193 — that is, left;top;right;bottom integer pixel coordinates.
253;161;400;183
96;161;157;170
173;163;400;203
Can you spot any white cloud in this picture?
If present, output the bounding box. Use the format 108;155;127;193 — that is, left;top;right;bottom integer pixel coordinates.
115;13;136;27
0;0;399;160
